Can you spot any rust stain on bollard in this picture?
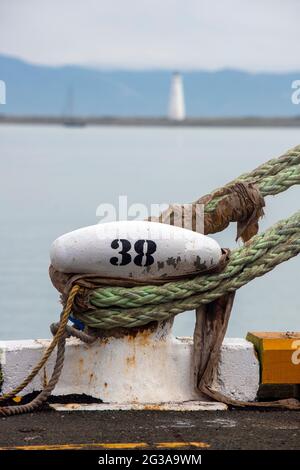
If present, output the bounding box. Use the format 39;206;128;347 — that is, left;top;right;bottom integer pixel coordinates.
126;355;136;367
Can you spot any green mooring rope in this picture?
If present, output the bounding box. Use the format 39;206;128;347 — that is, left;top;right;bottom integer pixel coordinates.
205;145;300;213
71;146;300;329
73;211;300;329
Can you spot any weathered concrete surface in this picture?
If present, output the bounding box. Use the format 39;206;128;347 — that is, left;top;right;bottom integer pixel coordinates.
0;322;259;404
212;338;260;401
0;409;299;450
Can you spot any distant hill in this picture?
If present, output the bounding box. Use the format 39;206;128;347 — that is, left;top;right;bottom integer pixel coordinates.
0;54;299;117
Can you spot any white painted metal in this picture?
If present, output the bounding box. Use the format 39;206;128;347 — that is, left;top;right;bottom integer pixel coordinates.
168;72;186;121
50;220;222;279
0;325;260;404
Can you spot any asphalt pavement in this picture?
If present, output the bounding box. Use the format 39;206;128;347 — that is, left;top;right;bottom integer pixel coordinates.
0;409;299;450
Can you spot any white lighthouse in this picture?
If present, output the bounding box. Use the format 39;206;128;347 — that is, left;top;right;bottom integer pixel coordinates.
168;72;186;121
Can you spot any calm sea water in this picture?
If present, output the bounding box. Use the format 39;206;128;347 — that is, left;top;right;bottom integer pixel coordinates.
0;125;299;340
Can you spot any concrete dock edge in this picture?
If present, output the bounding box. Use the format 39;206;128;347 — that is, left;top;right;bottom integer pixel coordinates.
0;324;259;406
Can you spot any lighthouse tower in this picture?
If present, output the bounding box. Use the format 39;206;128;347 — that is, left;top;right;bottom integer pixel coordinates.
168;72;186;121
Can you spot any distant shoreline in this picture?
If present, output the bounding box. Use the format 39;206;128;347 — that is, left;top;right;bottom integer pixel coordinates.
1;115;300;127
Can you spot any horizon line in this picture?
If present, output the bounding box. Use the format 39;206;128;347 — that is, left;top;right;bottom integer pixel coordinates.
1;53;300;76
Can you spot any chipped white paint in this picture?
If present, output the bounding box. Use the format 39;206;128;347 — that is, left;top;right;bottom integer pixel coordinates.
203;417;237;428
50;221;222;279
0;321;259;405
50;401;227;412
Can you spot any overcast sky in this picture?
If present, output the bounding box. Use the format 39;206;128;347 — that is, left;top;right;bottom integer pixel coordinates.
0;0;299;71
